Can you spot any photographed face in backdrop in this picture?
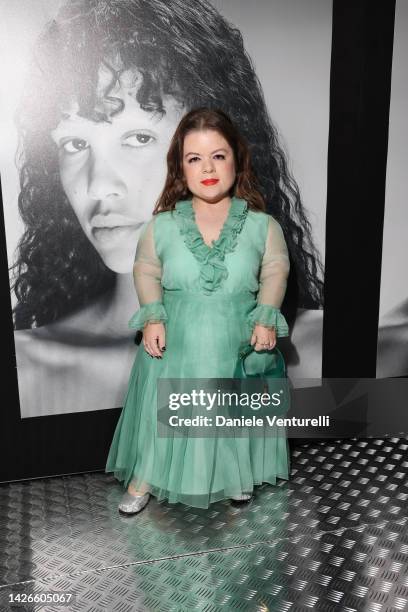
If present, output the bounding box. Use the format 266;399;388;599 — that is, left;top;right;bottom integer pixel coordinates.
182;130;236;202
50;68;185;274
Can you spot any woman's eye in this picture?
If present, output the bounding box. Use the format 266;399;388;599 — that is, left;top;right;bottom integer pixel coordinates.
61;138;89;154
187;154;225;163
124;133;156;147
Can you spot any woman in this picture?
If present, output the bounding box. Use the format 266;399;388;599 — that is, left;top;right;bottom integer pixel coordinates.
10;0;324;418
106;107;291;512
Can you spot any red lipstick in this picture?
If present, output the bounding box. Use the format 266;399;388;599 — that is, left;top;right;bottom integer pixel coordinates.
201;179;219;185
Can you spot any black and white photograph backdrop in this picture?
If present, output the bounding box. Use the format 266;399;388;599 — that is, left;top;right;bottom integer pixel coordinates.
0;0;331;420
376;0;408;378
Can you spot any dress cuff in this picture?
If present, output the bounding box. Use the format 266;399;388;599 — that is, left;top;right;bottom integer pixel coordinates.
128;301;168;331
247;304;289;337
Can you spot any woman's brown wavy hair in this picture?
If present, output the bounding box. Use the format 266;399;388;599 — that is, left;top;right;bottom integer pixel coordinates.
153;108;266;213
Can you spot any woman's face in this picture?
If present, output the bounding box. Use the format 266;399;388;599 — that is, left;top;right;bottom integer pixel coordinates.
182;129;236;203
51;81;184;274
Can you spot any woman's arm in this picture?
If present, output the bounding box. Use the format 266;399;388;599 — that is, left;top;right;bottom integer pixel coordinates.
128;219;166;357
249;215;290;351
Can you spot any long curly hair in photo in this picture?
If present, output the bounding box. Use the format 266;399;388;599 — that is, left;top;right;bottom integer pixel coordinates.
10;0;324;330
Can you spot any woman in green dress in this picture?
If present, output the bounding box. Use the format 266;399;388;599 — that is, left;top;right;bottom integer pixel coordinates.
105;107;291;513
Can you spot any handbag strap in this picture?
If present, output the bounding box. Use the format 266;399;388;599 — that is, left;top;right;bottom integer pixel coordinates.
238;343;255;360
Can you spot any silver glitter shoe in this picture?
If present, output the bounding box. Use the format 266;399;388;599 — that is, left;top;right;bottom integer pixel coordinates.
118;491;150;515
230;493;252;504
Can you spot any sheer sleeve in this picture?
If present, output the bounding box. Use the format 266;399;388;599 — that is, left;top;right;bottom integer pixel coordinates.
128;218;168;330
247;215;290;337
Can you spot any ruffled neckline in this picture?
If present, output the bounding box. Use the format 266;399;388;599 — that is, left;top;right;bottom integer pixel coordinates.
173;197;248;294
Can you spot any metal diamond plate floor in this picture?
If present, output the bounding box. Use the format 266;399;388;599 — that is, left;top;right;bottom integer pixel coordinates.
1;437;408;611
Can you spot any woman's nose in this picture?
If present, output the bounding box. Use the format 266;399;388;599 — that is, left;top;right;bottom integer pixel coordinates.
202;157;215;173
87;154;127;201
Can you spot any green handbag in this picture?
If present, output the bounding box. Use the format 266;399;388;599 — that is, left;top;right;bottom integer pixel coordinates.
233;343;286;379
233;343;289;416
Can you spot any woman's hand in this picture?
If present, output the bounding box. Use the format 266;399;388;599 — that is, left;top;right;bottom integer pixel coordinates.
143;322;166;358
250;324;276;352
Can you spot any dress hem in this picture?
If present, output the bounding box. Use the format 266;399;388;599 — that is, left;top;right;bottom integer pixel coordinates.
107;469;290;509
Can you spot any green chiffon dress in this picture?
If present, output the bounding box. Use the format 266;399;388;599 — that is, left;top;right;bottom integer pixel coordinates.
105;196;291;508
